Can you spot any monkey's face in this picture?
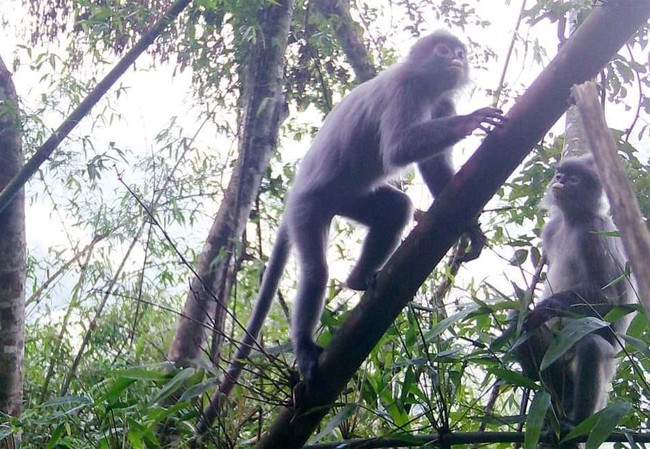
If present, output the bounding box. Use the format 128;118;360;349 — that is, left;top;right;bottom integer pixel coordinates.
431;41;468;82
433;42;467;71
552;167;589;197
408;33;469;88
550;164;601;212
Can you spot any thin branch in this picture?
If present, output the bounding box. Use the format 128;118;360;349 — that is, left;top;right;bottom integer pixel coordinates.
494;0;528;106
26;234;105;307
302;430;650;449
60;223;145;396
0;0;192;214
311;0;377;83
39;243;96;403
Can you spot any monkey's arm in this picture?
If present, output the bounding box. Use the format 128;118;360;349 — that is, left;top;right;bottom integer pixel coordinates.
418;156;487;261
415;98;457;194
416;100;488;262
523;289;612;331
384;107;505;167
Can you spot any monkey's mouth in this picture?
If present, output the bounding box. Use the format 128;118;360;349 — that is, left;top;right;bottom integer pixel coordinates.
449;60;464;69
551;183;564;194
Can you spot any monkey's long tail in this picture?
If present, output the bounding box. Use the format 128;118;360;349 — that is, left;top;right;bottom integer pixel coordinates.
196;220;291;433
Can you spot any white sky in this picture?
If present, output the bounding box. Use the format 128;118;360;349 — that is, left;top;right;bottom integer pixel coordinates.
0;1;647;315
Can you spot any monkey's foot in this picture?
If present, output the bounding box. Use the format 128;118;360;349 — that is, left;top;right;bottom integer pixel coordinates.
345;271;377;291
296;341;324;385
539;419;578;448
458;224;487;262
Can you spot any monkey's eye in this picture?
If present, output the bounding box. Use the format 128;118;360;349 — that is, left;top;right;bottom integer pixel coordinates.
567;175;580;184
435;44;451;57
455;49;466;59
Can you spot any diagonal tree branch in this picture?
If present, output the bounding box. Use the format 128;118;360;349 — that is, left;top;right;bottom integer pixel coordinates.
254;2;650;447
0;0;192;215
572;81;650;316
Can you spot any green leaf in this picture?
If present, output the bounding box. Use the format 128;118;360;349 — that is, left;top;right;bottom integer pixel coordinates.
530;246;542;268
585;402;631;449
424;305;479;341
509;248;528;266
104;377;137;405
113;367;170;381
540;317;608;370
45;423;65;449
525;391;550;449
39;395;93;411
0;425;12;441
563;411;599;441
619;334;650;357
309;403;356;443
150;368;196;405
128;425;145;449
491;368;539;389
399;366;416;405
178;376;219;402
127;418;159;449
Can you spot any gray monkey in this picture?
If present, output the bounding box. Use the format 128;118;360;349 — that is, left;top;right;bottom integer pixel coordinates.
228;30;506;386
515;155;635;430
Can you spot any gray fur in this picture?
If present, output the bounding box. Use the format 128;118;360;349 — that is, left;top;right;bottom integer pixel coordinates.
226;30;505;385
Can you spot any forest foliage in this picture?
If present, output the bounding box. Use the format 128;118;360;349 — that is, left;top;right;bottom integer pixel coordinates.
0;0;648;447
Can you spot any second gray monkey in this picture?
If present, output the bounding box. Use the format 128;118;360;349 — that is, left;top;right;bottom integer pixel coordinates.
514;155;636;433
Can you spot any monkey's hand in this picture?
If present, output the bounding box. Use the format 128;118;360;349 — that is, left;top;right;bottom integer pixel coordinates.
523;296;569;331
457;107;507;136
457;222;486;262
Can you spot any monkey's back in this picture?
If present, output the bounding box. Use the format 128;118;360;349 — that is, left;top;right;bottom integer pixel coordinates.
290;63;454;201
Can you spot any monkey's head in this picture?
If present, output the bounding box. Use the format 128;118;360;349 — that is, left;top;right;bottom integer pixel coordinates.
407;30;470;91
546;155;604;216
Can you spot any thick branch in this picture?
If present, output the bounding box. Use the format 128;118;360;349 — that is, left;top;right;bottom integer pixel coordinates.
255;2;650;448
0;0;192;215
572;81;650;316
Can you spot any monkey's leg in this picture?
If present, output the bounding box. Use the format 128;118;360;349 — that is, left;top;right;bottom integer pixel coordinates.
418;156;487;262
515;323;574;417
569;334;616;423
288;205;333;382
515;327;551;381
340;185;413;290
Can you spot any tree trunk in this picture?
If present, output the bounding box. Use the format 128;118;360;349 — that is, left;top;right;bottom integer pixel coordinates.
255;2;650;447
0;57;26;425
561;9;588;159
312;0;377;83
168;0;294;369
